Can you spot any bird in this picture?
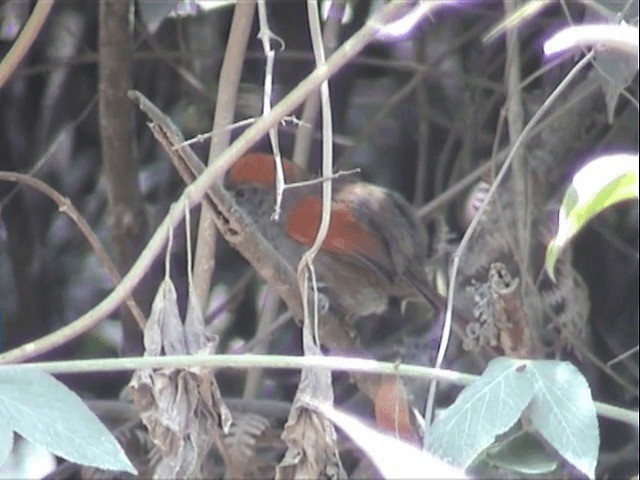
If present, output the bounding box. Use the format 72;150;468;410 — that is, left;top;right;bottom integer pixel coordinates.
223;152;445;321
222;151;456;444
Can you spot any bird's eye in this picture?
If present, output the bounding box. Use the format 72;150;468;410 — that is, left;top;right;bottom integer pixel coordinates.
234;187;247;199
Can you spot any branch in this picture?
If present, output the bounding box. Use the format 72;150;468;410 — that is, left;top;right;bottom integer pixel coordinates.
3;354;636;427
0;0;53;90
99;0;147;355
192;0;256;307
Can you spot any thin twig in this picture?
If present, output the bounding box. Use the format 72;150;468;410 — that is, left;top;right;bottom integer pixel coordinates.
607;345;640;368
256;0;291;222
0;0;53;90
292;0;346;167
238;2;287;401
297;0;335;348
243;287;282;399
336;75;421;169
235;311;293;354
2;354;636;427
412;34;429;205
503;0;531;286
0;172;146;328
0;96;98;209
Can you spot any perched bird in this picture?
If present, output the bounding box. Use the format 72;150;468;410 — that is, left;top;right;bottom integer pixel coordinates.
223;152;443;320
222;152;447;443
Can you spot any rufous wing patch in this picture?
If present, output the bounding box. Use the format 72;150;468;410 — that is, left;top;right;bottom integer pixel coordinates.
286;195;394;278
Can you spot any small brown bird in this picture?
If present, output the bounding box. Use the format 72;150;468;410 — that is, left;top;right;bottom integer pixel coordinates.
223;153;443;320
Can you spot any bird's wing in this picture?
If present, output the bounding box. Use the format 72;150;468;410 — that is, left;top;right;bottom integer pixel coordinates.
286;195;396;280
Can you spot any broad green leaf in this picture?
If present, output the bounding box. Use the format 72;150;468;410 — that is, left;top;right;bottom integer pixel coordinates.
526;361;599;478
428;357;535;468
545;153;639;281
483;429;559;475
0;368;136;474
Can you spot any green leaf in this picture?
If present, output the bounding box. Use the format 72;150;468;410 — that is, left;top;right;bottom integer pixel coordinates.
0;368;136;474
428;357;535;468
545;153;639;281
526;361;599;478
483;429;559;475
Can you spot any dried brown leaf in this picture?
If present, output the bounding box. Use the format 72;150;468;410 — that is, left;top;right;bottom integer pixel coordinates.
276;323;345;479
129;277;232;478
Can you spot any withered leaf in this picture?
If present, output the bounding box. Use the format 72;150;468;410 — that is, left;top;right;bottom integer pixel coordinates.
129;277;232;478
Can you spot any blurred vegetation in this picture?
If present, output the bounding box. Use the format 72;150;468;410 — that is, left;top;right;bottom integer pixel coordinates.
0;0;637;477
